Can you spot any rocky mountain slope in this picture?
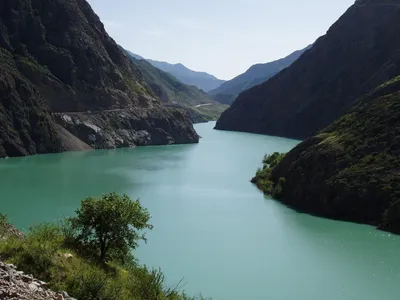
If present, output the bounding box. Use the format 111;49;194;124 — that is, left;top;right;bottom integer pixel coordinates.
127;51;225;92
0;0;199;158
124;50;228;122
0;261;77;300
253;75;400;233
216;0;400;139
209;46;311;105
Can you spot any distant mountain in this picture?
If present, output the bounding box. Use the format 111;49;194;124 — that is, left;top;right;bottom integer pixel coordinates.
128;53;225;92
216;0;400;139
125;50;144;61
123;49;228;123
209;46;311;104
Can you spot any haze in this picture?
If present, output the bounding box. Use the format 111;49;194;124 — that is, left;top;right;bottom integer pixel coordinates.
88;0;354;80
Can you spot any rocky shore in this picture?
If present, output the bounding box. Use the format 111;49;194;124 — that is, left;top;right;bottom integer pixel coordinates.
0;261;76;300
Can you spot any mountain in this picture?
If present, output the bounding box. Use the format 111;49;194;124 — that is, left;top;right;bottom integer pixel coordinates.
209;46;311;105
130;53;225;92
123;49;228;123
253;75;400;233
216;0;400;139
0;0;198;158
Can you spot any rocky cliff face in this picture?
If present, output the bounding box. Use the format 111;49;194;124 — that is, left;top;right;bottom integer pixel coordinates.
216;0;400;139
54;108;199;149
0;0;198;158
0;52;62;158
258;76;400;233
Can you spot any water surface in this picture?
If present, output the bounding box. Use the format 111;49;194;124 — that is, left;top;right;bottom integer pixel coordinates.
1;122;399;299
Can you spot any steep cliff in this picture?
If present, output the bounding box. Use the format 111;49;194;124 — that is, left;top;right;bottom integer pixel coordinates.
0;0;198;158
253;75;400;233
216;0;400;139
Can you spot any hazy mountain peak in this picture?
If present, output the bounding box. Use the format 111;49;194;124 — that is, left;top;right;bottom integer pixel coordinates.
209;45;311;104
128;53;225;92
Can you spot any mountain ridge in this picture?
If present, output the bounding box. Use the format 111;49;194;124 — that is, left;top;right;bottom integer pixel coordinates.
215;0;400;139
209;45;311;104
127;52;225;92
123;49;228;123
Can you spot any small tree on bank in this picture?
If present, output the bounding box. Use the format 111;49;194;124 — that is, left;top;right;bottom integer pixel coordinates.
68;193;153;262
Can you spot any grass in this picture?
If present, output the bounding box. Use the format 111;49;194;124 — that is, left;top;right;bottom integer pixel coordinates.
0;218;210;300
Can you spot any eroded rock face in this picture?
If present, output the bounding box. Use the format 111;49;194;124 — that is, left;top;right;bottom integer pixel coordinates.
0;0;198;158
216;0;400;139
54;108;199;149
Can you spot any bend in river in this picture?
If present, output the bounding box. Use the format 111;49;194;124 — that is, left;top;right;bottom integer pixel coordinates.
1;122;400;300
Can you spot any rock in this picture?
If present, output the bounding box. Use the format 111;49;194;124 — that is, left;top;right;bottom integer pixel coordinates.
0;260;77;299
21;275;32;282
54;108;199;149
63;253;73;260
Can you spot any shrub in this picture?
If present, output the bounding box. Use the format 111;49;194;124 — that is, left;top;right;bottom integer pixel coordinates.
68;193;153;262
253;153;286;197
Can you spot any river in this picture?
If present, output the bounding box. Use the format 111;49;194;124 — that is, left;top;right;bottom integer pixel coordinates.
1;121;400;299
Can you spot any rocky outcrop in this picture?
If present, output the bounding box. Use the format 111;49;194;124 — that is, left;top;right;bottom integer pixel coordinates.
0;0;198;158
216;0;400;139
54;108;199;149
259;76;400;233
0;261;76;300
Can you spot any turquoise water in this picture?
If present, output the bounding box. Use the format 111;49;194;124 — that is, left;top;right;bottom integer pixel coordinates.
1;122;400;299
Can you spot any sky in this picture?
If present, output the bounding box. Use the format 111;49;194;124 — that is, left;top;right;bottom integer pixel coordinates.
87;0;355;80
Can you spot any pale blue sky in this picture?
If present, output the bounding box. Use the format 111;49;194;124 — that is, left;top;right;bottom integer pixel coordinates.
88;0;355;80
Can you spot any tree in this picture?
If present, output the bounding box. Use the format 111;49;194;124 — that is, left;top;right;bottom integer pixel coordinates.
68;193;153;262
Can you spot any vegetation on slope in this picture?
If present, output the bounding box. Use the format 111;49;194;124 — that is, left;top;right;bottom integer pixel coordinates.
251;152;286;199
124;51;228;122
0;194;209;300
252;76;400;233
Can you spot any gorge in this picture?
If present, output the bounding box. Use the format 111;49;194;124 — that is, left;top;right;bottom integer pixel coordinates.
1;122;400;300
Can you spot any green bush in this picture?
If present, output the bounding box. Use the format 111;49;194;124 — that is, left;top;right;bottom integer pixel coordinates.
68;193;153;262
253;152;286;198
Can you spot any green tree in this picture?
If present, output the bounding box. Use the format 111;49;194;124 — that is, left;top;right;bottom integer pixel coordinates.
69;193;153;262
